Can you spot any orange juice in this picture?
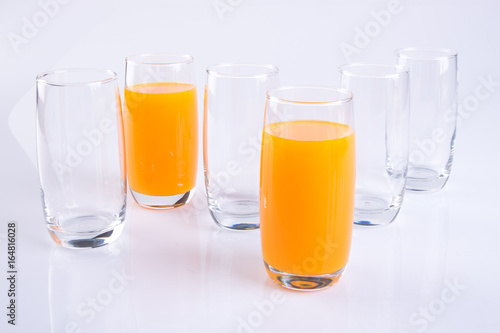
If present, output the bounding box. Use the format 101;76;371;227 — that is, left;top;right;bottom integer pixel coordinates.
124;82;198;196
260;120;355;276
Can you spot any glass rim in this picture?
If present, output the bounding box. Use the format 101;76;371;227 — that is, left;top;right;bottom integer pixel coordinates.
266;85;353;105
338;63;409;79
394;47;458;60
206;63;279;78
125;53;194;65
36;68;117;87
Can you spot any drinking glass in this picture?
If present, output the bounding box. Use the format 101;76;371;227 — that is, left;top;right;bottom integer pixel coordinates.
395;48;458;191
204;64;279;230
340;64;410;226
36;69;126;248
261;86;355;291
124;54;198;209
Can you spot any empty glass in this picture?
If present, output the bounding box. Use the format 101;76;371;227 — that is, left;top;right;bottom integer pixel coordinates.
203;64;279;230
395;48;458;191
36;69;126;248
340;64;410;226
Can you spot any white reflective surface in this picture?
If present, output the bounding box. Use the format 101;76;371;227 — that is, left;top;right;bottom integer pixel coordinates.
3;184;497;332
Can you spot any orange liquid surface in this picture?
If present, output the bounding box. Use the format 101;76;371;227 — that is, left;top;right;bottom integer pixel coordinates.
124;82;198;196
260;120;355;275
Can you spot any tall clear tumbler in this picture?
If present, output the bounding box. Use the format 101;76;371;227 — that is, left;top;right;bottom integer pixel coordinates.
124;54;198;209
396;48;458;192
204;64;279;230
261;86;355;291
36;69;127;248
340;64;410;226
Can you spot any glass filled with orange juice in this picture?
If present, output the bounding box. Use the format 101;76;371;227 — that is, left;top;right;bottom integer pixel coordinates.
124;54;198;209
260;86;355;291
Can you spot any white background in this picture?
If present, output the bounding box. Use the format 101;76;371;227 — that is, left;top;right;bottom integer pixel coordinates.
1;0;499;332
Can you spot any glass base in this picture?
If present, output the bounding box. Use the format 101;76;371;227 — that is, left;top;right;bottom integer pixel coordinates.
131;188;194;210
406;167;450;192
354;195;401;226
264;261;344;291
208;199;259;230
47;217;125;249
